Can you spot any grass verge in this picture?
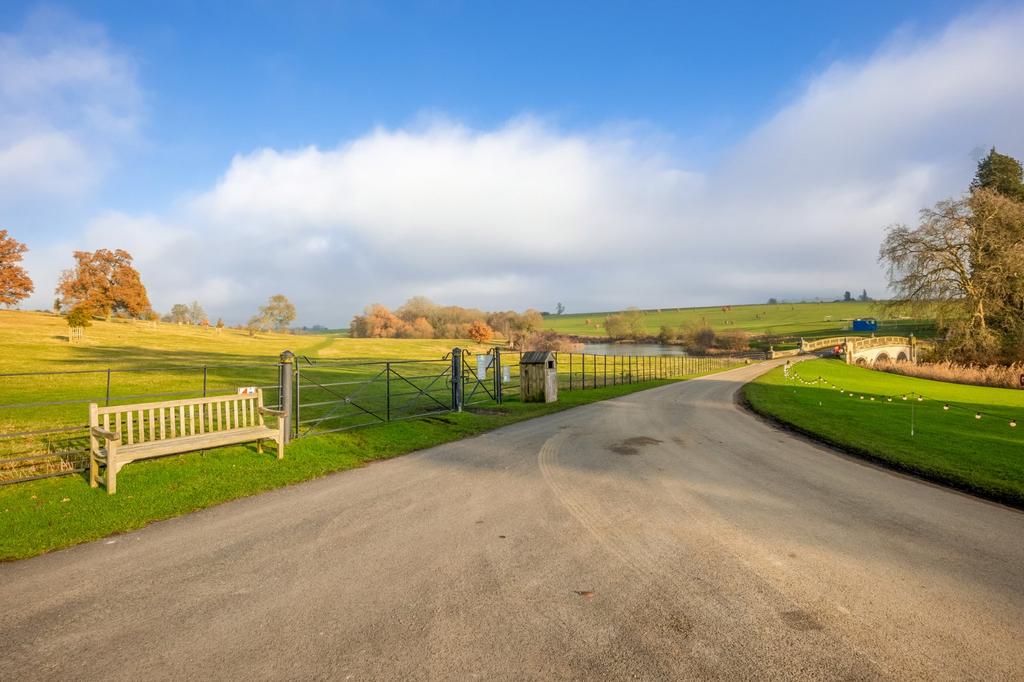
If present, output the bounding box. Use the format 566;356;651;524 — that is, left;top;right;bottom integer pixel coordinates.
0;374;719;560
743;359;1024;508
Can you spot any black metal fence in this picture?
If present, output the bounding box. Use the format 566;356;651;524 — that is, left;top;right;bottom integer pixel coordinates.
0;363;280;484
0;348;759;485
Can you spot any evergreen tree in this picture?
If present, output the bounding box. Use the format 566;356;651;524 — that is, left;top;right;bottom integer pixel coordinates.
972;148;1024;202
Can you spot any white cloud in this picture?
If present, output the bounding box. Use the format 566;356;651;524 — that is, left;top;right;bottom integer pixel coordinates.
19;7;1024;325
0;9;140;202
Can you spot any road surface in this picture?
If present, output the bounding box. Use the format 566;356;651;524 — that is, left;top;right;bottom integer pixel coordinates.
3;361;1023;679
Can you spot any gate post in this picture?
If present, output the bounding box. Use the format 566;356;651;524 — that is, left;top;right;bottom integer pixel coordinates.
451;348;463;412
279;350;295;443
493;348;502;405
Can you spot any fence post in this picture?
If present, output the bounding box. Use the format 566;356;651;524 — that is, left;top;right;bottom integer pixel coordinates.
202;365;208;397
279;350;294;444
386;361;391;421
105;368;111;406
451;348;463;412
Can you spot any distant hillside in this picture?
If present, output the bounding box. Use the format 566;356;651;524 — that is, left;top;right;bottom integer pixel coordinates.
541;301;933;339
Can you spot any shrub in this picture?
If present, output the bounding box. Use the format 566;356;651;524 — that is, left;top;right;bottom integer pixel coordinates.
874;359;1023;390
716;329;750;351
520;330;582;352
605;308;645;340
681;323;715;352
657;325;679;344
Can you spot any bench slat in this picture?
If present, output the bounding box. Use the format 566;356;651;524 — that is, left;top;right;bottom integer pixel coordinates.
126;411;134;445
114;426;278;461
95;392;267;415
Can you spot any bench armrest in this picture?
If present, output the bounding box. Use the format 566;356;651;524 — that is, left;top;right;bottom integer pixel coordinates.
90;426;120;441
258;406;285;417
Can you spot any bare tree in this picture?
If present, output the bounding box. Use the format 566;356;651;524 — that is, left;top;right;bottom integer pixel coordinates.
253;294;296;333
187;300;207;325
880;189;1024;363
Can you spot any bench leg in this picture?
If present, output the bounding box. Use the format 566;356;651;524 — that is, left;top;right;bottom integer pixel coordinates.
89;452;99;488
257;439;264;454
106;445;119;494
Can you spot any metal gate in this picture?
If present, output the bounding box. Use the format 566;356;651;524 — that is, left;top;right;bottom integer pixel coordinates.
293;356;456;437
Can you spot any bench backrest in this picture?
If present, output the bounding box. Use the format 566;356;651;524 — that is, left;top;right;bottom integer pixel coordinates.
89;390;268;446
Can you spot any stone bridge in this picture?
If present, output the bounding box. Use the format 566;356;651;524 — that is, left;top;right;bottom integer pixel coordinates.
797;335;925;366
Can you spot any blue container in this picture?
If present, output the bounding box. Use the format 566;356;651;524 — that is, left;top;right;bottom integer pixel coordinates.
852;318;877;332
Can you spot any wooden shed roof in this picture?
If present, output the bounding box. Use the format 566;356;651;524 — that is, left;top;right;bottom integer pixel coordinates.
520;350;557;364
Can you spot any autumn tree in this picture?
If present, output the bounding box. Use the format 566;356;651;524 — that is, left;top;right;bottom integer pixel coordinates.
467;320;494;343
56;249;150;320
0;229;34;307
349;304;407;338
407;317;434;339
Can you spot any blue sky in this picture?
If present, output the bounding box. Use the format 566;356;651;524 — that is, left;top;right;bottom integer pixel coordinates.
2;1;1022;325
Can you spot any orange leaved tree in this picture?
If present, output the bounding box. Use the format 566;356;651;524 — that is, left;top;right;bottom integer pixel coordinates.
56;249;151;320
0;229;34;307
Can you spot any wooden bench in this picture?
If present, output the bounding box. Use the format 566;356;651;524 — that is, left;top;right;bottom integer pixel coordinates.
89;389;285;494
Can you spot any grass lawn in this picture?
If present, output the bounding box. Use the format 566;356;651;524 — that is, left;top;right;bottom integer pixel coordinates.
541;301;934;339
744;359;1024;507
0;371;737;561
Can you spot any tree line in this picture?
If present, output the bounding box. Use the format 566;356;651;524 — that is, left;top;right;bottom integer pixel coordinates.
0;237;295;334
880;148;1024;364
349;297;545;345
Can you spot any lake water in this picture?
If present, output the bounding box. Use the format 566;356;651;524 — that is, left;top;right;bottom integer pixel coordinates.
575;343;689;356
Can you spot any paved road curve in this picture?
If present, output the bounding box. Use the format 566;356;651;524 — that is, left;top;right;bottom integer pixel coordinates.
3;362;1024;680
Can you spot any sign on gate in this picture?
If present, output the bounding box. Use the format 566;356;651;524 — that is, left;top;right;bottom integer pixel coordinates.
476;354;493;381
502;365;511;383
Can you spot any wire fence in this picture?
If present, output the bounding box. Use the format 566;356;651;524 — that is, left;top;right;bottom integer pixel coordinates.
0;363;280;484
0;348;761;485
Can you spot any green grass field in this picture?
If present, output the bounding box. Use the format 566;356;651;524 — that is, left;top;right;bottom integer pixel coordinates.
744;359;1024;507
541;301;933;339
